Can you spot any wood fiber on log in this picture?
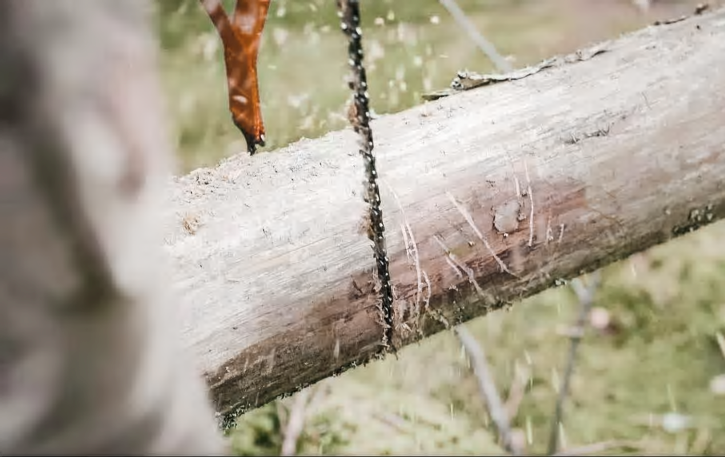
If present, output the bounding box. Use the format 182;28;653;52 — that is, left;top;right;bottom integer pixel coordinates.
162;9;725;416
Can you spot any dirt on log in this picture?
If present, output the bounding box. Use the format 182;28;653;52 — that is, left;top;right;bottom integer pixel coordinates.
162;8;725;418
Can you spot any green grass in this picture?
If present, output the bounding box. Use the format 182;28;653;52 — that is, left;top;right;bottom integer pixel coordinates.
156;0;725;454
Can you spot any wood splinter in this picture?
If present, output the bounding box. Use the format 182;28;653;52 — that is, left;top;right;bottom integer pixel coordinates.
199;0;270;154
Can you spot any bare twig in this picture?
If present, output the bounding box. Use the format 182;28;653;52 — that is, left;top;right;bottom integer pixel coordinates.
553;439;641;456
275;401;289;432
504;364;531;421
715;331;725;360
280;387;313;456
547;272;601;455
454;324;521;455
437;0;513;73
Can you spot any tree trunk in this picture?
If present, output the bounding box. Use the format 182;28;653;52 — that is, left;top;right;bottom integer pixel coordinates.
163;8;725;418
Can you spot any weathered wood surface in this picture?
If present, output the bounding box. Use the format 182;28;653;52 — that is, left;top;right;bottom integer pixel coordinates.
163;9;725;417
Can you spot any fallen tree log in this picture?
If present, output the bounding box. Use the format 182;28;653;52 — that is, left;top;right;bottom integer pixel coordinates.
163;8;725;419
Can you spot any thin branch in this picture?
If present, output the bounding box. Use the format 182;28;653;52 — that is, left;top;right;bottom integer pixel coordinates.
715;331;725;360
547;272;601;455
280;387;313;456
504;364;531;421
553;439;641;456
437;0;513;73
454;324;521;455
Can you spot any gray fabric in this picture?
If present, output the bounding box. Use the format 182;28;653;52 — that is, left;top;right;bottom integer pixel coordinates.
0;1;227;454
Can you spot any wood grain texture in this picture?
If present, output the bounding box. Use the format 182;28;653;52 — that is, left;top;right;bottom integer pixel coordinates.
162;9;725;417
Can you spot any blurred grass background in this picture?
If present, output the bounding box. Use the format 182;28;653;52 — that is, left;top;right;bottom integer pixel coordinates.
154;0;725;454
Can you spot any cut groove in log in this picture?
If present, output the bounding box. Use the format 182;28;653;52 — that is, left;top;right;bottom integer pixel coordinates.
163;8;725;419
